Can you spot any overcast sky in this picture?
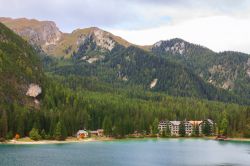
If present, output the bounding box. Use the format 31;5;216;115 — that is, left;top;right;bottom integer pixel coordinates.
1;0;250;53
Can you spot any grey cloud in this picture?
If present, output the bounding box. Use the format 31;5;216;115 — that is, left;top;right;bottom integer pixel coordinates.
0;0;249;32
0;0;138;31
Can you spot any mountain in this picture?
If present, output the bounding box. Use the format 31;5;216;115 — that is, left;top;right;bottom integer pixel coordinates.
0;17;62;54
1;17;250;104
0;22;43;107
50;44;247;103
0;19;250;140
152;38;250;98
0;18;135;58
49;27;135;58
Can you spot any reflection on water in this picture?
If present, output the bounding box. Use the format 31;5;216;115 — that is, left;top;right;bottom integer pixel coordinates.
0;139;250;166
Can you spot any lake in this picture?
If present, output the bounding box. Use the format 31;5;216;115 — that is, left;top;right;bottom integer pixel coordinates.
0;138;250;166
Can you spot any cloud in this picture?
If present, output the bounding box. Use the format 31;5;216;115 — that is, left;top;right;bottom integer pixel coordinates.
0;0;138;31
109;16;250;53
0;0;250;53
1;0;250;31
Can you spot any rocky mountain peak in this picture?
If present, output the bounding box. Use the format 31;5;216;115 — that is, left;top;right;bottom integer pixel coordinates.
152;38;188;56
0;17;62;49
88;27;116;51
0;18;133;57
73;27;126;51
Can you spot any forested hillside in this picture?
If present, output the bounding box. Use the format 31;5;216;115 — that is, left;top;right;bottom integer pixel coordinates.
152;38;250;99
1;20;250;141
1;18;249;102
0;23;43;106
45;45;248;104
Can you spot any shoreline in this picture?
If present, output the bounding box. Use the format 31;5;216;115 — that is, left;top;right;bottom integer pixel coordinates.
1;136;250;145
0;137;114;145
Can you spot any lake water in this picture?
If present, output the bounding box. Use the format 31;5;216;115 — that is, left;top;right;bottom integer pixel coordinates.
0;138;250;166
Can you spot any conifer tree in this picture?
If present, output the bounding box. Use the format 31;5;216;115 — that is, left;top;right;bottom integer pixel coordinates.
0;110;8;138
152;118;159;135
179;121;186;137
202;121;211;136
54;121;67;140
102;116;112;136
29;128;41;141
40;129;46;139
220;117;228;136
195;124;200;137
166;124;171;137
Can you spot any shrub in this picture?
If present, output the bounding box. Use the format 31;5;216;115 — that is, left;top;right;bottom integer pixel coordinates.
0;137;5;142
6;131;13;140
40;129;46;139
29;128;41;141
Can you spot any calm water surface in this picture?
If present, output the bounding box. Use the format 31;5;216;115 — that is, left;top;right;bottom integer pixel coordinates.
0;138;250;166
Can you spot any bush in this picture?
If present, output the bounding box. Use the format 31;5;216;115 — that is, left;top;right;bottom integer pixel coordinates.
45;134;52;140
6;131;13;140
244;132;250;138
0;137;5;142
29;128;41;141
40;129;46;139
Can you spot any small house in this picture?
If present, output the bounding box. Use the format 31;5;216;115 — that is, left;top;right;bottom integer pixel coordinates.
90;129;104;137
77;130;88;138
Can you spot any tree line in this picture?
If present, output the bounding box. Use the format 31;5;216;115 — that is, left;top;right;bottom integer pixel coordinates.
0;76;250;141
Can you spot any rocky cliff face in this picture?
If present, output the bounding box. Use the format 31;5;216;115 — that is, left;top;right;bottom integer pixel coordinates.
0;17;62;51
49;27;132;58
0;18;132;58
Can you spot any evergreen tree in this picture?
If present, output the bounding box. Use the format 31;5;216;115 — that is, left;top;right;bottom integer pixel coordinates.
152;118;159;135
202;121;211;136
6;131;13;140
195;124;200;137
161;125;171;138
244;118;250;138
179;121;186;137
17;113;25;137
1;110;8;138
40;129;46;139
113;118;124;138
166;124;171;137
0;118;2;138
29;128;41;141
102;116;112;136
220;112;228;136
54;121;67;140
161;128;166;137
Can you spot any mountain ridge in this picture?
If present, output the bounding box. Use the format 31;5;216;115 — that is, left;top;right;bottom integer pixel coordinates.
1;17;249;55
1;17;249;103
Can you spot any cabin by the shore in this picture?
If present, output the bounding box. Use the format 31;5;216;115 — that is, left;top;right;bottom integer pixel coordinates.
90;129;104;137
77;130;88;138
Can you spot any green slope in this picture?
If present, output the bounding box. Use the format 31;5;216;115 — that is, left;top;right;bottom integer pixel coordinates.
44;44;248;104
0;23;43;106
152;38;250;99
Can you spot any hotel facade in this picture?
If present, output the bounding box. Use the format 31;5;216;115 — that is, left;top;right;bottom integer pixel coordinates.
158;119;214;136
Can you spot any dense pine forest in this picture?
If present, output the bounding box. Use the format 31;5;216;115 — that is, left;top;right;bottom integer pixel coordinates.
0;22;250;141
1;74;250;140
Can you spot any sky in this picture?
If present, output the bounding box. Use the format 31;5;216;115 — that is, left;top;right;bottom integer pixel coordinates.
0;0;250;53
